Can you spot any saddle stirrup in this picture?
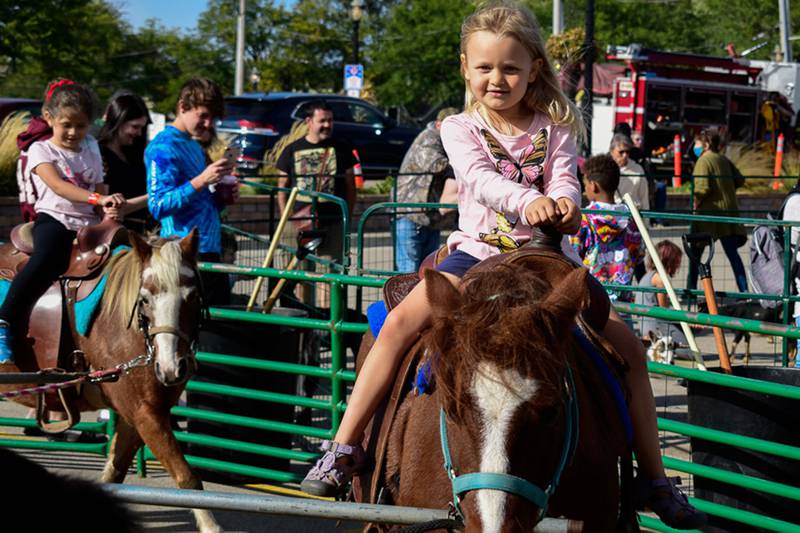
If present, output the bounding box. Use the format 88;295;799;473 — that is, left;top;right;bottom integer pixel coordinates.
36;387;81;434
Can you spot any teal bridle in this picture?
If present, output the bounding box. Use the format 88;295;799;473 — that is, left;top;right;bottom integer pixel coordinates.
438;366;579;524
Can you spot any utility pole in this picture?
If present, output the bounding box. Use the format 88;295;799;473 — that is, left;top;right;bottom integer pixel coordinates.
583;0;595;156
351;0;364;65
234;0;246;95
553;0;564;35
779;0;792;63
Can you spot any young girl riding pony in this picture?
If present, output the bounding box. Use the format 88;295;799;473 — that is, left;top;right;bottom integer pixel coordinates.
0;83;124;364
302;3;705;528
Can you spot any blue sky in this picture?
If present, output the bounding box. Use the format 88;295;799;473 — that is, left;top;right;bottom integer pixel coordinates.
117;0;294;32
116;0;208;32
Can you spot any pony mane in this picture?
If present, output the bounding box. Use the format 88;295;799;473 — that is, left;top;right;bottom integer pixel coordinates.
101;237;185;327
428;263;570;423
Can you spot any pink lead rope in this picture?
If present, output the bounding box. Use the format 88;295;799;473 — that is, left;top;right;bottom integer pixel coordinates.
0;367;122;399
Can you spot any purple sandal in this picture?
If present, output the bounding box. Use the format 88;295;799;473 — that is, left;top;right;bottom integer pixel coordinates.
301;440;367;497
637;475;707;530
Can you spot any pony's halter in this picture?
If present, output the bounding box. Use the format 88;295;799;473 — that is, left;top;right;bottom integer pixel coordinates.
137;302;200;363
126;261;207;365
439;366;580;524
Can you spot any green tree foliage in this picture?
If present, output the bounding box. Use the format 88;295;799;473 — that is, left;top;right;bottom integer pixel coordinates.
0;0;230;114
0;0;127;102
1;0;799;119
197;0;287;66
368;0;472;113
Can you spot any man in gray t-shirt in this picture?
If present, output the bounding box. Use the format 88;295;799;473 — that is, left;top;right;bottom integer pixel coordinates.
395;107;458;272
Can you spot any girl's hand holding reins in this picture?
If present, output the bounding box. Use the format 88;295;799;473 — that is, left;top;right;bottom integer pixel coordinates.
524;196;561;227
554;197;580;235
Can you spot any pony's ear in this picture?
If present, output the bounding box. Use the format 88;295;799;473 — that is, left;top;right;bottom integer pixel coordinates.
424;268;461;316
540;268;590;328
130;232;152;261
180;229;199;262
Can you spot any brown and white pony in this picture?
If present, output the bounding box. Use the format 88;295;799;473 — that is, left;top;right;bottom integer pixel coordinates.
384;265;631;533
0;230;221;533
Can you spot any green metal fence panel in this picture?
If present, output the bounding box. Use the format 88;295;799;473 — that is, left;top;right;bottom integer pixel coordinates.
173;406;332;440
657;418;800;462
638;514;701;533
3;204;800;531
647;361;800;400
690;497;800;532
662;455;800;502
174;432;317;463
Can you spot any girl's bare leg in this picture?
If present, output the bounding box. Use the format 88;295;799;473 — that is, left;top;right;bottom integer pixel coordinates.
602;308;665;480
334;272;460;444
603;308;707;528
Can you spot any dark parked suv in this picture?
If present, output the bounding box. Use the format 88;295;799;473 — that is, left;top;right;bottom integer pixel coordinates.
217;92;421;176
0;98;42;123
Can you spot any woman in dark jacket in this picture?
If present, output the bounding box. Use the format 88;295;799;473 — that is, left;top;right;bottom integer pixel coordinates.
98;91;153;233
688;128;748;292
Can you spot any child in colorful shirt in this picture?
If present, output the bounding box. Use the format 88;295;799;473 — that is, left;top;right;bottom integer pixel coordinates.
571;154;644;301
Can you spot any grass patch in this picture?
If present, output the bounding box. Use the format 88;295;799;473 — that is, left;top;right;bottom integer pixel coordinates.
0;112;29;196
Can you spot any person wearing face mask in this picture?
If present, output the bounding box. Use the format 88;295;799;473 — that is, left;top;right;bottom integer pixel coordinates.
98;91;154;233
687;128;748;293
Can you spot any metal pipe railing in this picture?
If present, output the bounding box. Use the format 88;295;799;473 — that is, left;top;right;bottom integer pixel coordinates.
102;484;576;530
657;418;800;461
616;302;800;339
646;361;800;400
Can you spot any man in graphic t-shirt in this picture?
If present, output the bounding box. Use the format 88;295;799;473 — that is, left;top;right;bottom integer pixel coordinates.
276;100;357;265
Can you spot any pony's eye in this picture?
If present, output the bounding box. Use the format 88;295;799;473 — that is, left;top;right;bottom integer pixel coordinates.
141;295;151;306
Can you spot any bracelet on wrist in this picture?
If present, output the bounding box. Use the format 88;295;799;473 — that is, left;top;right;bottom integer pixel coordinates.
87;192;101;206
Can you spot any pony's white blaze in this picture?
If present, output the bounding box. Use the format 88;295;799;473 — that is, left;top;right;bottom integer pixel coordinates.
152;293;182;375
141;241;192;379
471;361;539;533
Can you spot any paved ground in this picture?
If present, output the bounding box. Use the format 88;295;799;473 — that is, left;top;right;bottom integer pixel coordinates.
1;224;792;531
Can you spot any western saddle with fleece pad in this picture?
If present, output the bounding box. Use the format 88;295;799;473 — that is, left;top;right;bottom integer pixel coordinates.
0;218;129;432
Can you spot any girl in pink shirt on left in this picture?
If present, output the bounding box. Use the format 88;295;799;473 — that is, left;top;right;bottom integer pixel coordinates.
0;83;124;366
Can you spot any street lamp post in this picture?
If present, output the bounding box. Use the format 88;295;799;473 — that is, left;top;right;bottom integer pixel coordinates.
351;0;364;65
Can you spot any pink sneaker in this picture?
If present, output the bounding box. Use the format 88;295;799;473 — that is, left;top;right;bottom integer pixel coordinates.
301;440;367;497
637;475;707;530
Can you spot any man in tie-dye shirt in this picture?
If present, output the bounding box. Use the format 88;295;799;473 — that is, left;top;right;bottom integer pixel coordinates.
570;154;644;302
145;78;235;304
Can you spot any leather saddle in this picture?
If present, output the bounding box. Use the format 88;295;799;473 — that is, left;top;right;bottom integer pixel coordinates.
353;230;622;517
8;219;129;280
0;218;129;433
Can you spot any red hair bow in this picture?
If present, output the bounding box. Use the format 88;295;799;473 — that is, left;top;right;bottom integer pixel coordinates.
45;79;75;101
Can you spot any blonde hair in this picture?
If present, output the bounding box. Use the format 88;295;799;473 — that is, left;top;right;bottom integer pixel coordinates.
460;1;584;138
101;239;185;328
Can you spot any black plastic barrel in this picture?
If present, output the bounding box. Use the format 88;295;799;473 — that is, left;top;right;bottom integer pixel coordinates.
687;366;800;532
186;306;306;484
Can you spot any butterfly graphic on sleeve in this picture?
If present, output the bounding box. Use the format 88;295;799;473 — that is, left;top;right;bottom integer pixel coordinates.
479;212;521;253
480;128;548;192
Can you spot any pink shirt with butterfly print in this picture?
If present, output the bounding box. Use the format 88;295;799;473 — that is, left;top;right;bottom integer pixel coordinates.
440;111;581;261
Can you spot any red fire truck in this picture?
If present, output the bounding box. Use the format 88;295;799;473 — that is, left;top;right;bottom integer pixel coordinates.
606;44;765;165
